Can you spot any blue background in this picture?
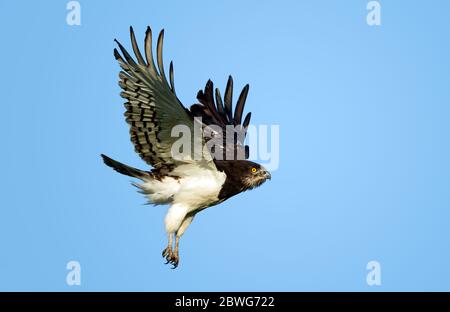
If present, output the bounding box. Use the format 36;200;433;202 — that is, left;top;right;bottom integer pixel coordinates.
1;0;449;291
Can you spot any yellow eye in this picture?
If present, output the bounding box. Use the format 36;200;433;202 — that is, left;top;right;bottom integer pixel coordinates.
251;167;257;173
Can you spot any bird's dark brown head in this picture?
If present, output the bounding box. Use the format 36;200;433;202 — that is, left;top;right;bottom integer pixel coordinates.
239;161;271;190
215;160;271;199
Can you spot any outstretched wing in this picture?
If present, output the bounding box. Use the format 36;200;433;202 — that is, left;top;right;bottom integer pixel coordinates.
190;76;252;160
114;27;206;171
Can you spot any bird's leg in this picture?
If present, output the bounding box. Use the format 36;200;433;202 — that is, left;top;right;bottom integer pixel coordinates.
171;235;180;268
162;233;179;268
162;235;180;269
162;204;187;267
167;214;195;269
162;233;174;262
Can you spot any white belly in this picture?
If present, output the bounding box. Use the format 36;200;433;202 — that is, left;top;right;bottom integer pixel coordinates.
172;164;227;211
139;163;226;210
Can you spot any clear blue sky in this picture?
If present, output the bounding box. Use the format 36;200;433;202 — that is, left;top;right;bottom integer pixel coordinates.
1;0;450;291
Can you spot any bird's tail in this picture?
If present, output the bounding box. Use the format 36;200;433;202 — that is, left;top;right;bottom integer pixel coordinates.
100;154;149;180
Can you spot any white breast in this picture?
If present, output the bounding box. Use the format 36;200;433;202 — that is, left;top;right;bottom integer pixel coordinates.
171;164;227;211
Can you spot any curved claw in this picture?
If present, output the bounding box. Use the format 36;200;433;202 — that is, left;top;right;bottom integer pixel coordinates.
169;257;179;269
165;254;174;265
162;247;179;268
162;247;172;259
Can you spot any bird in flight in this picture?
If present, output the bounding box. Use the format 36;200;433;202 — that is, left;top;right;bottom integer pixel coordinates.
101;27;271;268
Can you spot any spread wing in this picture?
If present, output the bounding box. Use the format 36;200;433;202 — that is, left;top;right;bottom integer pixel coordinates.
190;76;252;160
114;27;208;171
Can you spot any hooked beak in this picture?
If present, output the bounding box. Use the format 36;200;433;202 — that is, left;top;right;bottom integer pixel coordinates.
265;171;272;180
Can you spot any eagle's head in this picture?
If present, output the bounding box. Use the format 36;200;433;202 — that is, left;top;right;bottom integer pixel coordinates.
240;161;271;190
214;160;271;199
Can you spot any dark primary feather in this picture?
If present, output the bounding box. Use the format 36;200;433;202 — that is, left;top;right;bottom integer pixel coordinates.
169;61;175;93
144;27;157;75
193;76;251;128
191;76;252;160
224;76;233;121
215;88;224;114
156;30;168;85
234;84;249;124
